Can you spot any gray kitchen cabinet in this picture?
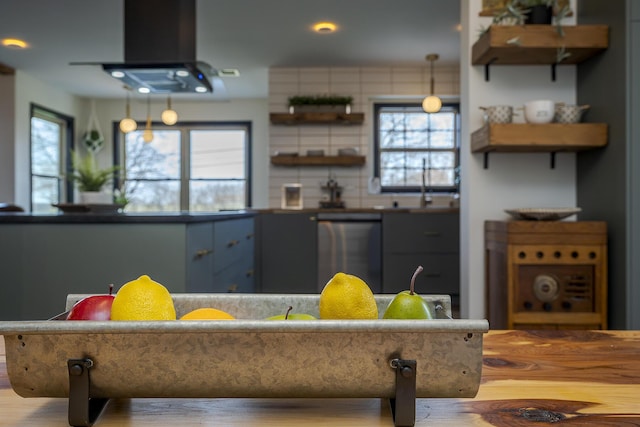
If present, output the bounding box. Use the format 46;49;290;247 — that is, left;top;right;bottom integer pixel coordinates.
257;212;317;293
211;218;255;293
0;215;255;320
0;223;191;320
382;212;460;298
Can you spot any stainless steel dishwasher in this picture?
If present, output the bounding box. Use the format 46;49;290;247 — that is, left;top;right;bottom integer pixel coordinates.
316;212;382;292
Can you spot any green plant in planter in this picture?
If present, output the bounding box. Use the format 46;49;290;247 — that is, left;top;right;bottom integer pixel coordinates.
480;0;571;38
287;95;353;106
69;151;119;192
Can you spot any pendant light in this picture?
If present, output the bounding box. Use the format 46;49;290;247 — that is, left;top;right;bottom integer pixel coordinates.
161;95;178;125
422;53;442;114
143;95;153;143
119;88;137;133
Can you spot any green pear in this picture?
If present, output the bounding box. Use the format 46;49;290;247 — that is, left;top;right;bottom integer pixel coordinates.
266;306;317;320
383;266;433;319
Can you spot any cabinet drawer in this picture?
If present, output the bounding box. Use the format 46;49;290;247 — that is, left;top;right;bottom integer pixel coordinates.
382;254;459;295
213;258;255;293
383;213;459;253
213;218;255;274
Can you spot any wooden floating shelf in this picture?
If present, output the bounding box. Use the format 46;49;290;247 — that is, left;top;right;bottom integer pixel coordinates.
270;155;365;167
472;25;609;65
270;112;364;125
471;123;608;153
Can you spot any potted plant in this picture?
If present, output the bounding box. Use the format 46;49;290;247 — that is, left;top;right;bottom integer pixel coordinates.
287;95;353;114
490;0;570;26
69;150;119;204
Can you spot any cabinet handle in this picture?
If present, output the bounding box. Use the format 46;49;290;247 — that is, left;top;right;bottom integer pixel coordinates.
227;239;240;248
246;233;254;240
246;269;254;277
309;216;317;221
193;249;213;259
423;231;441;237
227;284;238;293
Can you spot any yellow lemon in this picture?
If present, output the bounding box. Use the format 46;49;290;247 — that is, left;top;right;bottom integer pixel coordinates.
319;272;378;319
110;275;176;320
180;308;235;320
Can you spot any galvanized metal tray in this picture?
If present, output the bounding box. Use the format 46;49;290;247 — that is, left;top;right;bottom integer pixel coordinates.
0;293;488;426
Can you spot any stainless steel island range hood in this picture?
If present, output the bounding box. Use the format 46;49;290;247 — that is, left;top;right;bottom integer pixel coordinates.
102;0;215;94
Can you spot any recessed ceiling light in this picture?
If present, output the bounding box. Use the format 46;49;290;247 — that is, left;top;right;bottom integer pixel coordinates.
195;86;208;93
176;70;190;77
111;71;125;78
138;87;150;94
312;22;337;34
2;38;28;49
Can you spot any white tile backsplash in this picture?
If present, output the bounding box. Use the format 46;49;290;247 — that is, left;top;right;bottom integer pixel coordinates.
268;66;460;208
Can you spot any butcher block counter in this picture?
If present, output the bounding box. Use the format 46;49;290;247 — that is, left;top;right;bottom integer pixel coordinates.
2;329;639;426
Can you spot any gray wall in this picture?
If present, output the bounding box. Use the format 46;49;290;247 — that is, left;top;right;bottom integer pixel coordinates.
577;1;639;329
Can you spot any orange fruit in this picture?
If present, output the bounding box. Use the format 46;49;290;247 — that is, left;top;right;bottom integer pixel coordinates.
180;307;235;320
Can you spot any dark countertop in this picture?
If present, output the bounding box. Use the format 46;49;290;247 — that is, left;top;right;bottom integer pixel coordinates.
256;207;460;214
0;210;257;224
0;207;459;224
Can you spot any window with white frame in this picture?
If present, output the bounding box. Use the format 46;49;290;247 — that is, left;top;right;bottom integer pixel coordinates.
115;122;251;212
374;103;460;193
30;104;74;213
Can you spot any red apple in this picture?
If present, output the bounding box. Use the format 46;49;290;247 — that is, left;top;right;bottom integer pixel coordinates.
67;284;115;320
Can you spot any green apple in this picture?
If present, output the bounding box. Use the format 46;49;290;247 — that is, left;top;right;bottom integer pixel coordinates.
383;266;433;319
266;306;317;320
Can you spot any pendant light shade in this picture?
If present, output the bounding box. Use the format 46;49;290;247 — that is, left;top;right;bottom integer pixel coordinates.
143;95;153;143
422;53;442;114
119;89;137;133
161;96;178;125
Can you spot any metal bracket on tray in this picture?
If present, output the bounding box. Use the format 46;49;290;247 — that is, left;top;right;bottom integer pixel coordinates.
389;358;417;427
67;358;109;427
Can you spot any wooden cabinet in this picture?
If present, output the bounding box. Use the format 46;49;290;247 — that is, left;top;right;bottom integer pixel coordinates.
382;212;460;298
256;212;317;293
485;220;608;330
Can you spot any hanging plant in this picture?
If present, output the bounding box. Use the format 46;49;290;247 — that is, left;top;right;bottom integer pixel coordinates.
82;101;105;153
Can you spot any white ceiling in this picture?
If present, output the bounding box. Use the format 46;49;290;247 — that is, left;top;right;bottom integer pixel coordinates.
0;0;461;100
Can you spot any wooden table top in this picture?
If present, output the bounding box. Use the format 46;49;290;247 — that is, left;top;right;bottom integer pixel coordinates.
2;329;640;426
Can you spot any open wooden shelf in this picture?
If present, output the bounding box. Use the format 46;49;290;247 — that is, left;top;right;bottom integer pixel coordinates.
270;155;365;167
270;112;364;125
472;25;608;65
471;123;608;153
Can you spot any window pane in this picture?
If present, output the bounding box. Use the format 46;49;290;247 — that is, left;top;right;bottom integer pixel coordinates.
430;131;455;148
125;130;180;179
431;112;455;130
376;103;459;192
190;180;245;211
191;130;245;179
118;123;250;212
31;117;61;176
31;176;59;213
123;180;180;212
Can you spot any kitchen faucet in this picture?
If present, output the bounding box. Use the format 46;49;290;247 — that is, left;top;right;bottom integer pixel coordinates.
420;158;433;208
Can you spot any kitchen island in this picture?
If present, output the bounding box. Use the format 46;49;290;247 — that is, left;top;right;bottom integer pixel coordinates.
0;211;257;320
1;329;638;426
